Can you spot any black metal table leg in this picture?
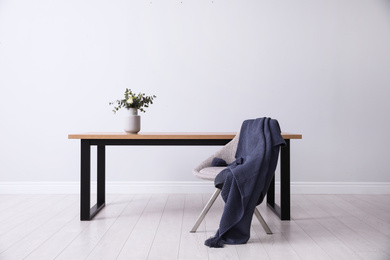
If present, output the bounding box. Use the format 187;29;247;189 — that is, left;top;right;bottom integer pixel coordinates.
80;140;106;220
267;175;275;207
280;139;290;220
97;144;106;209
267;139;291;220
80;140;91;220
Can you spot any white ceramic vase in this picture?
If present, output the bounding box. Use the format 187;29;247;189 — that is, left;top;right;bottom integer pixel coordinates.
124;108;140;134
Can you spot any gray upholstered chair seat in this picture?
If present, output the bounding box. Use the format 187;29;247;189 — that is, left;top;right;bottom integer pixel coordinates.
193;131;239;181
198;167;227;181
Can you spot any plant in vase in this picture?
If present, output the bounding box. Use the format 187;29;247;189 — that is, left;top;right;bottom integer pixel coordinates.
109;88;156;133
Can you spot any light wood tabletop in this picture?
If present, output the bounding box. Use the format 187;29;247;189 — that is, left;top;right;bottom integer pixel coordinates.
68;132;302;140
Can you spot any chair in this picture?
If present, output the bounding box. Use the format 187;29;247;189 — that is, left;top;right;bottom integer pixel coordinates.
190;132;272;234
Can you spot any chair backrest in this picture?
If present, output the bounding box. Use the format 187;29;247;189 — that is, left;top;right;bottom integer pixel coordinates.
193;131;240;179
214;132;240;164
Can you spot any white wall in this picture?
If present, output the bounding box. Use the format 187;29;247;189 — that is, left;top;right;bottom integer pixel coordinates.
1;0;389;192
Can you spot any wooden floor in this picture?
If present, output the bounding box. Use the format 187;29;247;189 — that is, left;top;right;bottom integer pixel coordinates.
0;194;389;260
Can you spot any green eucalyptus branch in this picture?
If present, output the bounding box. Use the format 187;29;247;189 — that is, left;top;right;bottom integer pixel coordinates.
109;88;156;114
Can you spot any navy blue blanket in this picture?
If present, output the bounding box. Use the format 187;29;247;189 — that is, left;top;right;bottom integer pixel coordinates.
205;118;285;248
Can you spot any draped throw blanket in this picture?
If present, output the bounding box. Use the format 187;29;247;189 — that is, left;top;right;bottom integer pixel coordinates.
205;117;285;248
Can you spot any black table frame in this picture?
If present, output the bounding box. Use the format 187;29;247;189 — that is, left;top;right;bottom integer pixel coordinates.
79;138;291;221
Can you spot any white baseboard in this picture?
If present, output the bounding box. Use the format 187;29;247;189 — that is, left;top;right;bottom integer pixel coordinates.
0;181;389;194
282;182;390;195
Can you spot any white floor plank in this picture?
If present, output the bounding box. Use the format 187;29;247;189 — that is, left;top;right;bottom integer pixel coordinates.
55;194;132;260
0;195;72;255
357;195;390;210
235;226;270;260
147;194;185;260
24;194;118;260
293;195;364;260
330;195;390;236
116;194;168;259
342;195;390;226
266;211;331;260
0;195;35;221
252;217;301;260
0;194;389;260
0;195;79;259
86;194;151;260
312;195;390;258
178;194;209;260
0;194;67;235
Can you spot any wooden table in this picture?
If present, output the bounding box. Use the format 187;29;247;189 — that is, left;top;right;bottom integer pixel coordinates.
68;132;302;221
